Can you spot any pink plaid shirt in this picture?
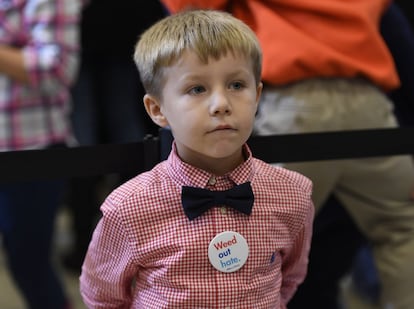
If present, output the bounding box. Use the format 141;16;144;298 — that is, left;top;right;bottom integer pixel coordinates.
0;0;83;151
80;144;314;309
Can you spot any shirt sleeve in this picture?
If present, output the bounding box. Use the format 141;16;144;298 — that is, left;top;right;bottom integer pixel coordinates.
280;198;315;306
22;0;83;90
80;198;137;309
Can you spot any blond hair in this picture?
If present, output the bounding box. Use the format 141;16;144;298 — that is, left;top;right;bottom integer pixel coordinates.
134;9;262;97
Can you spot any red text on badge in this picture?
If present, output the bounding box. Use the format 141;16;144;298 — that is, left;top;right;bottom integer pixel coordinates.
213;234;237;250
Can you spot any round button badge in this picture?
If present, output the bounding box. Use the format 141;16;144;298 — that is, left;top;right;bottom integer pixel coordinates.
208;231;249;273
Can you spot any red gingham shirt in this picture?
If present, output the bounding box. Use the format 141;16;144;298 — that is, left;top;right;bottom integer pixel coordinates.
80;144;314;309
0;0;83;151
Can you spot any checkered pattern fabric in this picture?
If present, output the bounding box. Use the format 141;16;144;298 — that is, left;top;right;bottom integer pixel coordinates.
80;144;314;308
0;0;83;151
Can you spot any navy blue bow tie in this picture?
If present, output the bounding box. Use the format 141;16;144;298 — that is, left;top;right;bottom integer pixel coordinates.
181;182;254;221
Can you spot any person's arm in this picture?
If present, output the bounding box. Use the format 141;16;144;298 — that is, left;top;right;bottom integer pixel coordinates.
20;0;83;90
0;45;30;83
280;202;314;306
80;199;136;308
161;0;230;13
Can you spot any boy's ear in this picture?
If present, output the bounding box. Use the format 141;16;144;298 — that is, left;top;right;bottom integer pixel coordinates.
256;82;263;105
143;94;168;127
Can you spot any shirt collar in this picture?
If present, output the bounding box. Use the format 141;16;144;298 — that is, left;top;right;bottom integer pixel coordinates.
166;142;254;188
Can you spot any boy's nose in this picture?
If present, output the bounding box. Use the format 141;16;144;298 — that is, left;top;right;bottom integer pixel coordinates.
210;91;231;115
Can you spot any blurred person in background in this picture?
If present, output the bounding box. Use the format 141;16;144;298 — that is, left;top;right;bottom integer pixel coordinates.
0;0;84;308
162;1;414;308
290;3;414;308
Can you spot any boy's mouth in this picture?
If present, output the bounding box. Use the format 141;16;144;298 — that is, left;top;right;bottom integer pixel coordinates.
211;124;235;132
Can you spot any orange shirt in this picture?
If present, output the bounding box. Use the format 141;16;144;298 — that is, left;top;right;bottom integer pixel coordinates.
162;0;399;91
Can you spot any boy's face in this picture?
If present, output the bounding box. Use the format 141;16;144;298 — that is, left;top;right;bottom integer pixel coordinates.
144;50;262;175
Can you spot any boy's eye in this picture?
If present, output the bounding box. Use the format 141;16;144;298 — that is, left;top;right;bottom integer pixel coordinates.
230;81;244;90
188;86;205;95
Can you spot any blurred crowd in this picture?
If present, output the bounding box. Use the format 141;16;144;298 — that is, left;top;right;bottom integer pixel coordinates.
1;0;413;308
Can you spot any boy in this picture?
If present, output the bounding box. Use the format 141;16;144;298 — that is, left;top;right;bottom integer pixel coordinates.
80;10;314;308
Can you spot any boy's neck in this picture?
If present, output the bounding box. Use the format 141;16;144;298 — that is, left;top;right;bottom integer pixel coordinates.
178;146;247;176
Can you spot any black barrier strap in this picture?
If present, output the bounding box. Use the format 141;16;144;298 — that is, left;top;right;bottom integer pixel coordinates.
0;137;158;183
248;127;414;163
0;127;413;182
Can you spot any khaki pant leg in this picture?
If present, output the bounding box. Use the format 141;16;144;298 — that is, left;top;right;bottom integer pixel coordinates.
335;155;414;309
255;79;414;309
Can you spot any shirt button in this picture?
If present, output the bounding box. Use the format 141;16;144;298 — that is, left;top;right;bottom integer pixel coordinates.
208;176;216;186
220;207;227;215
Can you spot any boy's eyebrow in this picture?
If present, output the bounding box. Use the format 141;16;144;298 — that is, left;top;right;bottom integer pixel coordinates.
227;68;254;78
179;68;253;81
